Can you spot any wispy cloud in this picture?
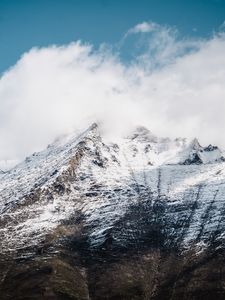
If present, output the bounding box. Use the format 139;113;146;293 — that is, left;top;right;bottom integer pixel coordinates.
0;22;225;167
123;21;201;69
126;21;159;34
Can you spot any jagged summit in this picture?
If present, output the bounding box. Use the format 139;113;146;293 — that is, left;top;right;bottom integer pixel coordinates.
0;123;224;215
1;123;223;174
0;123;99;210
182;137;224;165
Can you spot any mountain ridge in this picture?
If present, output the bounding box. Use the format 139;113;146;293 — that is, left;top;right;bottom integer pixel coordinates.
1;123;225;299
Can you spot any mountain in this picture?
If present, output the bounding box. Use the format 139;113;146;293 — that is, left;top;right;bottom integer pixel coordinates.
1;123;225;300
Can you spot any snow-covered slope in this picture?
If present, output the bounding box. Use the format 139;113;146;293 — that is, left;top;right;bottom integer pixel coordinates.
0;123;225;254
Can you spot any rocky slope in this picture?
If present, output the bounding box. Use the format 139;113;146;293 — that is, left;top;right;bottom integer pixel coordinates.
0;123;225;300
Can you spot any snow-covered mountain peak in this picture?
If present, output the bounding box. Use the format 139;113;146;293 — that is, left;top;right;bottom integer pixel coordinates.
1;122;225;255
1;123;225;299
122;126;224;166
127;126;158;143
0;123;100;213
181;138;224;165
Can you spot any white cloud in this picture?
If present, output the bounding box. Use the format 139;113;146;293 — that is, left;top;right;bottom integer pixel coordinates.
0;23;225;167
126;21;159;34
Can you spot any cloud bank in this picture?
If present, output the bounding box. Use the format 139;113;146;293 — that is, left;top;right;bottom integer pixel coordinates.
0;21;225;167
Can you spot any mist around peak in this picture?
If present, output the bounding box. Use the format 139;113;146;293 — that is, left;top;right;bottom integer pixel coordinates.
0;22;225;167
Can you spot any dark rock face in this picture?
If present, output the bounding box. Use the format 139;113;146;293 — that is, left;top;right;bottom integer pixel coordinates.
183;153;203;165
1;215;225;300
1;124;225;299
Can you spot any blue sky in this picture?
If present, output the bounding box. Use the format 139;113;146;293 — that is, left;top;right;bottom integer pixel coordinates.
0;0;225;74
